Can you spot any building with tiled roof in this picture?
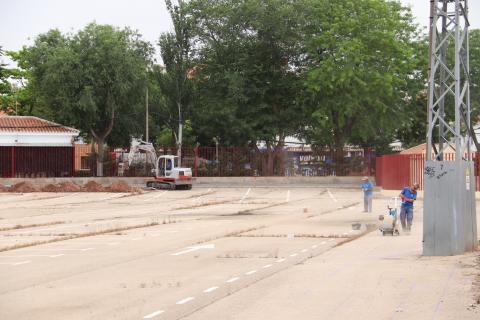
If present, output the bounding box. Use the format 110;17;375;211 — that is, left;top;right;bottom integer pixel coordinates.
0;116;79;146
0;116;80;178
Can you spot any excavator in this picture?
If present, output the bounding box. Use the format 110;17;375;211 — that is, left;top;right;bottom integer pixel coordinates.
128;139;193;190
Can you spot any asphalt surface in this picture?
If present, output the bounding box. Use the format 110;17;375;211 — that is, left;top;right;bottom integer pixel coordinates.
0;187;478;319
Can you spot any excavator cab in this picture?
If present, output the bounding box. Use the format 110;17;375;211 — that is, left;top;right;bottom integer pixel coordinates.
147;155;193;190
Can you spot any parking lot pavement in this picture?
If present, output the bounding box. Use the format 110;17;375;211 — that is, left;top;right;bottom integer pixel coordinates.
183;207;480;320
2;187;476;319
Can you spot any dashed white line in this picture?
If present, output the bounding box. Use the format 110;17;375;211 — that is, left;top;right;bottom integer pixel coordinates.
176;297;195;305
289;253;298;257
245;270;257;275
131;238;141;241
226;277;239;283
286;190;291;203
239;188;251;203
276;258;286;263
143;310;165;319
262;264;272;269
13;260;31;266
321;241;327;245
81;248;94;251
107;242;120;246
203;286;219;293
49;254;65;258
301;249;308;253
327;189;338;202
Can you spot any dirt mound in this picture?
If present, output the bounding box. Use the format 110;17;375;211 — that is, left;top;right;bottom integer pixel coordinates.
106;180;134;193
58;182;82;192
83;181;105;192
10;182;39;193
41;184;62;192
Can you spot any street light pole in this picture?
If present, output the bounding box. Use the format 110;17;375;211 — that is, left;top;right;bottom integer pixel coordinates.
145;85;149;142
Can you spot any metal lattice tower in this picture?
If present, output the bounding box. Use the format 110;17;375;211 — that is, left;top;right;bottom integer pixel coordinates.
424;0;477;256
426;0;472;160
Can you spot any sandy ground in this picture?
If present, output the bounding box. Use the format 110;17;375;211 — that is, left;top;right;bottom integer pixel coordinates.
0;186;478;320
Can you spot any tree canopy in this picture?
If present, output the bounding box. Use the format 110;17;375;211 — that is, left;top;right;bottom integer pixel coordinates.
13;23;153;175
6;0;480;159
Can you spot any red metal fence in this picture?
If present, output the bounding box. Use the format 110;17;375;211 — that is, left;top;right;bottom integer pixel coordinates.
0;146;74;178
73;145;375;178
376;153;480;190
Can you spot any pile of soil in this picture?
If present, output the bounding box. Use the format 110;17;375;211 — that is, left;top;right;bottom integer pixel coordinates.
83;181;105;192
106;180;134;193
58;182;82;192
9;182;39;193
41;184;62;192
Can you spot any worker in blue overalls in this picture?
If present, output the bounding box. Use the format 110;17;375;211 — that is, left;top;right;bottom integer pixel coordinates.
361;176;374;212
399;183;419;233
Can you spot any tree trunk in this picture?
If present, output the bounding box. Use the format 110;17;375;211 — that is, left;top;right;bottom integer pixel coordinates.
96;137;104;177
333;135;345;176
274;136;285;176
266;142;274;176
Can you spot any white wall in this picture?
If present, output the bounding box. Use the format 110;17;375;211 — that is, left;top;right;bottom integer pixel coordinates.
0;132;77;147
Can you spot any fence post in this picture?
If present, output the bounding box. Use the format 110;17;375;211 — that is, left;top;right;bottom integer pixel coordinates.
71;146;75;177
11;146;15;178
194;145;199;177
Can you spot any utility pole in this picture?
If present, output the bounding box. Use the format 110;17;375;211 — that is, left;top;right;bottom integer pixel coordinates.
424;0;477;256
177;100;183;167
145;85;149;142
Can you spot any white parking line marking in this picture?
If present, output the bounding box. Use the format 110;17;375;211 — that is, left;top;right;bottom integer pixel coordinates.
203;286;219;293
131;238;141;241
276;258;286;263
107;242;120;246
0;254;64;258
263;264;272;269
301;249;308;253
176;297;195;305
321;241;327;245
245;270;257;275
172;244;215;256
327;189;338;202
13;260;31;266
286;190;291;203
290;253;298;257
312;245;318;249
143;310;165;319
81;248;94;251
239;188;251;204
226;277;239;283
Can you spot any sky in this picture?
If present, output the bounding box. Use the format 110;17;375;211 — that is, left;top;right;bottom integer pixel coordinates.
1;0;479;63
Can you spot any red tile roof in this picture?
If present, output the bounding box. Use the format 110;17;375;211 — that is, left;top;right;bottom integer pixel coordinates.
0;116;79;134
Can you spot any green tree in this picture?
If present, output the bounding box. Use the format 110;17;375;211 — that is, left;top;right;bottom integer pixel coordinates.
303;0;421;158
185;0;306;173
16;24;153;175
155;0;196;164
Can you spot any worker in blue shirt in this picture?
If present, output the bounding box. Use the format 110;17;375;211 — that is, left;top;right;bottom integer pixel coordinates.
361;176;374;212
399;183;419;233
